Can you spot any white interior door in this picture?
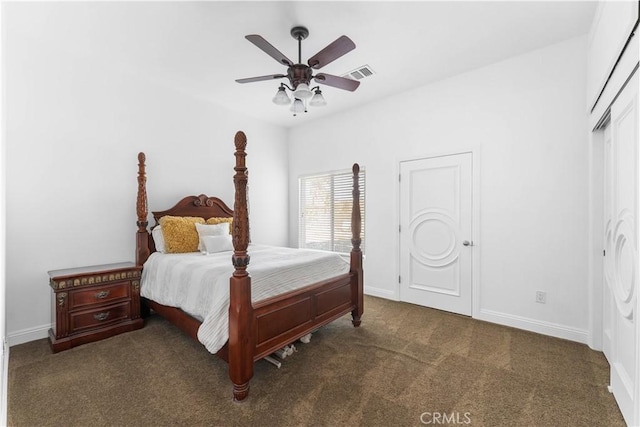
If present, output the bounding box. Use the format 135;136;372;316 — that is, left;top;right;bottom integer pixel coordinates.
602;73;638;426
399;153;473;315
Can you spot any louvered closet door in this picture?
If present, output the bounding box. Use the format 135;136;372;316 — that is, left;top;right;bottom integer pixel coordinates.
603;72;638;426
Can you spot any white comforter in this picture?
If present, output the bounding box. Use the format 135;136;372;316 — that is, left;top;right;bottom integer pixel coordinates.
140;244;350;353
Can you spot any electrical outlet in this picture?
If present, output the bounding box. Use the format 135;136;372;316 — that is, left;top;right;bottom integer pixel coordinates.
535;291;546;304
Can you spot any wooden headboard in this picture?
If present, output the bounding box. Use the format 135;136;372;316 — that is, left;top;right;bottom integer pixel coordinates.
150;194;233;226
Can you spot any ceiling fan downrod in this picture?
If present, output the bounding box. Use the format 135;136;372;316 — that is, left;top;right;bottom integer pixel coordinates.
290;26;309;65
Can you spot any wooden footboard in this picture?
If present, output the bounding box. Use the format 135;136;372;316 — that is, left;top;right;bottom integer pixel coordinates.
252;273;354;360
135;131;363;402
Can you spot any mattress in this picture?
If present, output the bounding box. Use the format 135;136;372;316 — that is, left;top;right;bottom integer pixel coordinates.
140;244;351;353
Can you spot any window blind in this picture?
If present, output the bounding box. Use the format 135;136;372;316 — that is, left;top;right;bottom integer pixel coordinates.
299;169;365;254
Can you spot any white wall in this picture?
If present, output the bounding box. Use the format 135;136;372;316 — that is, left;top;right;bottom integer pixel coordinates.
0;2;7;423
4;20;288;345
289;36;590;342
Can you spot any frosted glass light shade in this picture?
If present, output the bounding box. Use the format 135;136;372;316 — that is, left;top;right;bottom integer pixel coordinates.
291;98;305;114
309;89;326;107
293;83;312;99
272;87;291;105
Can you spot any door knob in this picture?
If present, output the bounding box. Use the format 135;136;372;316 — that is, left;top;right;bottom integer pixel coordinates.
463;240;474;246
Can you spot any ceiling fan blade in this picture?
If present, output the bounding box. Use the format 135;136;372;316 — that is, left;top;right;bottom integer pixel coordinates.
235;74;286;84
307;36;356;69
314;73;360;91
245;35;293;66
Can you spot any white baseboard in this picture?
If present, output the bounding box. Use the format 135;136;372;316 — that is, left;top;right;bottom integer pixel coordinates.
364;286;397;300
476;308;589;344
7;324;50;347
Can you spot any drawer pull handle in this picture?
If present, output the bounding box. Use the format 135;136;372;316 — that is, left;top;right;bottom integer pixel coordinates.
93;312;110;321
95;290;110;299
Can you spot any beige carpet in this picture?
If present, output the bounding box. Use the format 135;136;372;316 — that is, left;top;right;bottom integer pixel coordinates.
8;296;625;426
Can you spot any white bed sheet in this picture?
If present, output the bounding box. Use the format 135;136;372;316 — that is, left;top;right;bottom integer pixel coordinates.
140;244;351;353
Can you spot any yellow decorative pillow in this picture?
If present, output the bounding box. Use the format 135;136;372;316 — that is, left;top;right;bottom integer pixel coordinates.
206;217;233;234
159;216;205;253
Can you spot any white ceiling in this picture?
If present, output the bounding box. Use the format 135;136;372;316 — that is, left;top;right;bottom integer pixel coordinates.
10;1;597;128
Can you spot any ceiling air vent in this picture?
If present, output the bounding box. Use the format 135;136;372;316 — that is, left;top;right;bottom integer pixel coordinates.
342;65;375;80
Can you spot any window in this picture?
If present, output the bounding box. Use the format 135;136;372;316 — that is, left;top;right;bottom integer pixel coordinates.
299;168;365;254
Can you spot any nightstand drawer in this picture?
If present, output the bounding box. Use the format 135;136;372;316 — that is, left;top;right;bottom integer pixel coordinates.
69;302;131;333
69;281;130;310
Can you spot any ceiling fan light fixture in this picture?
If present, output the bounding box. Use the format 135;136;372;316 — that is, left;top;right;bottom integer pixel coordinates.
293;82;313;99
272;86;291;105
309;88;327;107
291;98;306;115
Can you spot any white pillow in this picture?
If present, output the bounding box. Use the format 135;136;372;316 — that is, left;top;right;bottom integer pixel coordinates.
201;235;233;254
195;222;229;251
152;226;165;253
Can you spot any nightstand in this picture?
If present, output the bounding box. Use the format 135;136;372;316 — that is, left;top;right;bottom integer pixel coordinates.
48;262;143;353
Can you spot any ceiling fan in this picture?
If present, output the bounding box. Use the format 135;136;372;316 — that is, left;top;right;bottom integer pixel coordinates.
235;26;360;115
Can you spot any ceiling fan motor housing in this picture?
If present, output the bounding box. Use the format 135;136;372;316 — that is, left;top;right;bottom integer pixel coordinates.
288;64;313;89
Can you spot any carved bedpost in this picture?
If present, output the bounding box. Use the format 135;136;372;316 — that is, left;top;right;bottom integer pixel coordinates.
136;152;151;266
350;163;364;327
228;131;254;402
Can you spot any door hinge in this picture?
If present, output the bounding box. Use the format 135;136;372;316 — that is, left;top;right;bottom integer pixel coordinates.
398;174;401;183
399;275;401;283
399;224;401;233
603;249;606;256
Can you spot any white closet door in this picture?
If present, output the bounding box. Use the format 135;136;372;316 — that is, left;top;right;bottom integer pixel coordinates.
603;72;638;426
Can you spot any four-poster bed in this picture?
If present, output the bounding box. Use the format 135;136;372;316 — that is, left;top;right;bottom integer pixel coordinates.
135;131;364;401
